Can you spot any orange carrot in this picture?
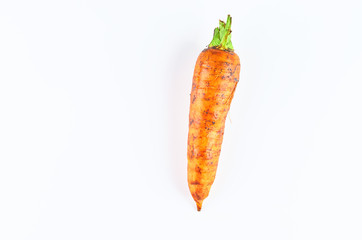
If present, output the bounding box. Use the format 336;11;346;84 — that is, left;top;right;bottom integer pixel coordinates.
187;15;240;211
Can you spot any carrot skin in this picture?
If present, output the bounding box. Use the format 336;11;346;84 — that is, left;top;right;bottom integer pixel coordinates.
187;48;240;210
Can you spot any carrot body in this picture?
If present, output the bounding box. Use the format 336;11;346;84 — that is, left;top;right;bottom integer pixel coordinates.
187;48;240;211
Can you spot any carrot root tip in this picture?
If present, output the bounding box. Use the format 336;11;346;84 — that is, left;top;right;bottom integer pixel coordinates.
196;201;203;211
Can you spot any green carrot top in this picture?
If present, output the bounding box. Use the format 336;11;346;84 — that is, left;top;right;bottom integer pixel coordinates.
208;15;234;51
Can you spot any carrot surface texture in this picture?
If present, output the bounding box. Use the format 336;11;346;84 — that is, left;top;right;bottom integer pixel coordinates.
187;15;240;211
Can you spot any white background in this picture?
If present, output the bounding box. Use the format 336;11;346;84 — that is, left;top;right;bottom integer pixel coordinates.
1;0;362;239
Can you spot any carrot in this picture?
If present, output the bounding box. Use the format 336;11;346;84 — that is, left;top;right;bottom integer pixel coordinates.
187;15;240;211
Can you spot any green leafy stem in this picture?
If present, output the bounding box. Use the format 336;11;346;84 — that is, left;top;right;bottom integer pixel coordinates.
208;15;234;51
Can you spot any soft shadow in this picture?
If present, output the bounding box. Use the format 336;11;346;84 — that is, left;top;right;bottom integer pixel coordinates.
166;42;199;198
